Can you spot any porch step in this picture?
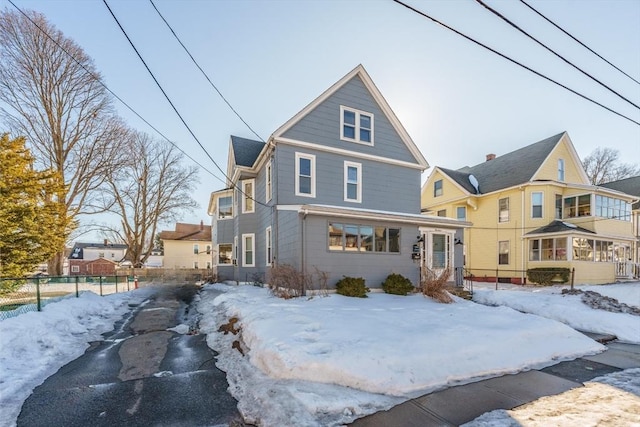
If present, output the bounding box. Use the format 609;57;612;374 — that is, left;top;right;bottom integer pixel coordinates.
447;287;473;300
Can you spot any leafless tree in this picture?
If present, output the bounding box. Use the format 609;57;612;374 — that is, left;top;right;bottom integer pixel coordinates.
102;132;199;268
582;147;640;185
0;9;128;274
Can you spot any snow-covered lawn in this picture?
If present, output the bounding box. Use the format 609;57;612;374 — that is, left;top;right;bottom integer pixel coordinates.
197;282;638;426
1;281;637;427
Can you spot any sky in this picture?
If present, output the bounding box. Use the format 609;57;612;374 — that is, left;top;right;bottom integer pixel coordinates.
3;0;640;240
1;281;638;426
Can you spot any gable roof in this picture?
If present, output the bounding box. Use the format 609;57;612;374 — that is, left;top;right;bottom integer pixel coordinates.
601;176;640;209
159;222;212;241
231;135;265;168
270;64;428;169
442;132;566;195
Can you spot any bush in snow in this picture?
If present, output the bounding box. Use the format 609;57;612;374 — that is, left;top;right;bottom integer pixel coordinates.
381;273;415;296
527;267;570;286
336;276;368;298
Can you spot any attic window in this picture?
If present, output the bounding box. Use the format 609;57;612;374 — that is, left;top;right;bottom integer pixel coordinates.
340;106;373;145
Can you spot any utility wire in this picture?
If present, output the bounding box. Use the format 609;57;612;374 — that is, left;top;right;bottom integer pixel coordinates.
519;0;640;86
102;0;269;207
475;0;639;111
149;0;265;142
6;0;223;183
391;0;640;126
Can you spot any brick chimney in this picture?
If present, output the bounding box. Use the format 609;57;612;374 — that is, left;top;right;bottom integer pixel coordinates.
200;220;204;231
486;153;496;161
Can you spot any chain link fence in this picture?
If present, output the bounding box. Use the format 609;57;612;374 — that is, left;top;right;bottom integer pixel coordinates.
0;275;134;321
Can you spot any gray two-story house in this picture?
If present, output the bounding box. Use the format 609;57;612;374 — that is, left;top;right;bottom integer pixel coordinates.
208;65;467;288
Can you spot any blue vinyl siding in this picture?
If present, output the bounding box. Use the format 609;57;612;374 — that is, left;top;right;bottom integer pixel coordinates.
281;76;418;164
276;144;420;212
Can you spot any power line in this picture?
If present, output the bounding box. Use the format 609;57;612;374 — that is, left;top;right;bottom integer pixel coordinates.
390;0;640;126
149;0;265;142
5;0;224;184
102;0;269;208
474;0;639;111
519;0;640;86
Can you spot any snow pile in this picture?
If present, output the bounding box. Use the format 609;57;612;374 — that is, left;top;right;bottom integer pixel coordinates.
473;283;640;343
199;284;605;426
0;289;150;426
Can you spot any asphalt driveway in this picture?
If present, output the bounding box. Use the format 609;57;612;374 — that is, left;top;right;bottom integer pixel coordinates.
17;284;246;427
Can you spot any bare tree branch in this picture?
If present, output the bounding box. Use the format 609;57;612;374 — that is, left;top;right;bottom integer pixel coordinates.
0;9;128;273
582;147;640;185
104;132;199;267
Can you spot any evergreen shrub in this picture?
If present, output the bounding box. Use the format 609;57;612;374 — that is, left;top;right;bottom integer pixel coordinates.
381;273;414;296
335;276;368;298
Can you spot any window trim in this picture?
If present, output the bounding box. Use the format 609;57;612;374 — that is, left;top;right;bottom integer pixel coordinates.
71;265;80;273
558;159;565;182
531;192;543;219
266;160;272;203
295;152;316;197
328;222;400;254
456;206;467;221
193;244;199;255
499;197;510;223
498;240;510;265
241;179;255;214
340;105;374;145
434;179;443;197
217;195;233;219
344;161;362;203
242;233;255;267
217;243;232;265
265;226;272;266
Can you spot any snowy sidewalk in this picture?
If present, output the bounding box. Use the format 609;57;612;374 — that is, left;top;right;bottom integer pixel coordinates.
350;336;640;426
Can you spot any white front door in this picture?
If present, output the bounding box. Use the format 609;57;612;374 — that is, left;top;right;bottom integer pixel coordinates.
420;230;455;281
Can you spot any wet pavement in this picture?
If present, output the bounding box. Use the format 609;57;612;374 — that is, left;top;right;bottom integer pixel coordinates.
17;285;245;427
350;335;640;426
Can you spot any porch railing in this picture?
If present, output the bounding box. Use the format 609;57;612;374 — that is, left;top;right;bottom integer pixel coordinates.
615;261;639;279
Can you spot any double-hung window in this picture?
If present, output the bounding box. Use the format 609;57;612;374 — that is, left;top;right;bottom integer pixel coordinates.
498;241;509;265
266;161;272;202
265;226;272;266
193;244;199;255
218;196;233;219
340;106;373;145
242;233;255;267
295;153;315;197
498;197;509;223
456;206;466;221
218;244;232;265
344;161;362;202
531;192;543;218
434;179;443;197
558;159;565;181
242;179;255;213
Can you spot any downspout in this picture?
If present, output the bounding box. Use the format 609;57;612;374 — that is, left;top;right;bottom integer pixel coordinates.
301;208;308;296
271;142;278;270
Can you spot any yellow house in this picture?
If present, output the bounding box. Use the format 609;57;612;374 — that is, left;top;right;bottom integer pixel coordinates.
159;222;213;270
421;132;638;285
